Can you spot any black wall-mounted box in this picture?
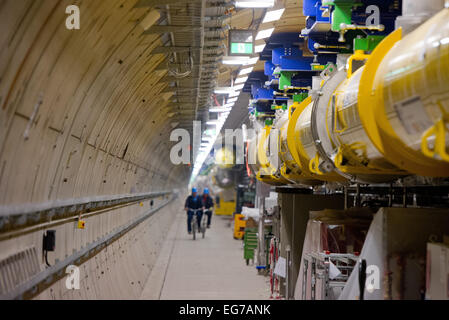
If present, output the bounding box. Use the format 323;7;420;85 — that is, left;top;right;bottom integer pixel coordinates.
43;230;56;252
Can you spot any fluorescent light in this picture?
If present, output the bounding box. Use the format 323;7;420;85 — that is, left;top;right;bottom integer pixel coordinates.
441;37;449;45
214;87;235;94
235;0;274;8
222;56;258;66
228;97;238;103
235;76;248;84
228;91;241;98
255;44;266;53
223;60;249;65
223;102;236;108
215;86;245;96
262;8;285;23
239;67;254;76
244;57;259;65
209;107;232;113
222;56;251;65
256;28;275;40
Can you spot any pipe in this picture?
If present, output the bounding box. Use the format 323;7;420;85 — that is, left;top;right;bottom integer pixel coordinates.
251;8;449;186
360;8;449;177
278;111;317;184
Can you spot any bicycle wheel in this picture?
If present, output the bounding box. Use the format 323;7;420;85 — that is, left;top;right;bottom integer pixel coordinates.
201;215;206;238
192;217;196;240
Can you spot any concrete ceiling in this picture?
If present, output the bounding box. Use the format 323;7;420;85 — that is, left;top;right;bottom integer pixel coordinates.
0;0;308;205
0;0;208;205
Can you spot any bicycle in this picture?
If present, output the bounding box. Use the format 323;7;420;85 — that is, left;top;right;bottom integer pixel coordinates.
203;209;213;228
187;208;202;240
200;211;208;239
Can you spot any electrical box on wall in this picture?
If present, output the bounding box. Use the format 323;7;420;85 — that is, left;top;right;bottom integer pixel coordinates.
42;230;56;252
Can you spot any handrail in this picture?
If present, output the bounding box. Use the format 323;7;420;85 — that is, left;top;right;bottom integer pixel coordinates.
0;191;173;233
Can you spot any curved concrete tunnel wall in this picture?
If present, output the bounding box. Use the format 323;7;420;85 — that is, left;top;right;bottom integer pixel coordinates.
33;199;181;300
0;0;190;299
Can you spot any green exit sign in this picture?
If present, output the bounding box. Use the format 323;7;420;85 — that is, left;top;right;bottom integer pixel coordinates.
229;29;255;56
230;43;253;55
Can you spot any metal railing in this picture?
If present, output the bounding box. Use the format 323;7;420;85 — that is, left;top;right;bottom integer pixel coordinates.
0;191;172;234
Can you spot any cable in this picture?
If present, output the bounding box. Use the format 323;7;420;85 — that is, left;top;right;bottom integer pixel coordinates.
212;94;221;107
250;9;255;28
44;250;51;267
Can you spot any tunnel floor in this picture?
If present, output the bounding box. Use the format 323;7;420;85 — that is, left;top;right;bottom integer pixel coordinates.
140;212;270;300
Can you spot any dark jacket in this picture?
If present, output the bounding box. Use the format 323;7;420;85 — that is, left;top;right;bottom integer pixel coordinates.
202;195;214;210
185;195;203;210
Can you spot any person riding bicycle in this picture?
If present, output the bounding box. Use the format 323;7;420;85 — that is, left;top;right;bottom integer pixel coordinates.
184;188;204;234
202;188;214;229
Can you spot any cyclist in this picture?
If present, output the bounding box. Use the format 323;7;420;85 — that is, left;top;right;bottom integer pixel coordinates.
202;188;214;229
184;188;204;234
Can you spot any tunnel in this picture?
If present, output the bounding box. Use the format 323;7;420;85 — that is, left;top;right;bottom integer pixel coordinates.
1;0;449;304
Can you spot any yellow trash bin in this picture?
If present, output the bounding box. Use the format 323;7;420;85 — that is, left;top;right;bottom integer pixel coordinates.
234;214;246;240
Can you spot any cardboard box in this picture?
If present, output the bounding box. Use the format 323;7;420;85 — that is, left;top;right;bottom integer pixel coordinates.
426;242;449;300
245;217;258;229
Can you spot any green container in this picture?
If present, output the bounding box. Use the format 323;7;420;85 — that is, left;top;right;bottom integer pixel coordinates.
243;228;258;264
